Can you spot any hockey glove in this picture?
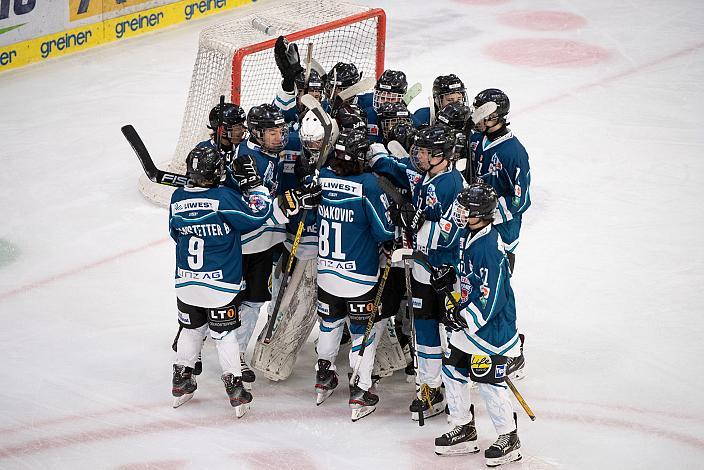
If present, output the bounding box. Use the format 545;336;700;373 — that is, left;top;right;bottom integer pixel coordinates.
230;155;262;191
274;36;303;93
389;202;425;233
443;302;468;332
430;264;456;294
279;181;322;217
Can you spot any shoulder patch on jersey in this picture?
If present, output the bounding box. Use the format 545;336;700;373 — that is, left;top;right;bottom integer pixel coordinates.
425;184;439;207
248;194;268;212
171;198;219;214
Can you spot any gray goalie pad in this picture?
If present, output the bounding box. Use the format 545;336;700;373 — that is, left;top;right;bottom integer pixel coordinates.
252;257;318;381
372;320;407;378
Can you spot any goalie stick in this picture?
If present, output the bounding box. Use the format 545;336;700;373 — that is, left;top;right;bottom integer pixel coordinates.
121;124;191;187
260;93;337;344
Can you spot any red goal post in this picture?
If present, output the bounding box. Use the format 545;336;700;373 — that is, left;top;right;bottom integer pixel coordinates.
139;1;386;206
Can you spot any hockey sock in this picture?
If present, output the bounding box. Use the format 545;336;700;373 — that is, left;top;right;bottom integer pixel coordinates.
316;316;346;369
414;318;443;388
211;329;242;377
348;320;387;391
175;324;208;368
236;301;264;351
441;364;473;426
477;382;516;435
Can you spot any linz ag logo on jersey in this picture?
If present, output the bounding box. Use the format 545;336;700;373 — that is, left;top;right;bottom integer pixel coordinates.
320;178;362;196
318;259;356;271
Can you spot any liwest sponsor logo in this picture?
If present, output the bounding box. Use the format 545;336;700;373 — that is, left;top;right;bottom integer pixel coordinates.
40;30;92;58
187;0;230;19
320;178;363;196
171;198;219;214
115;12;164;39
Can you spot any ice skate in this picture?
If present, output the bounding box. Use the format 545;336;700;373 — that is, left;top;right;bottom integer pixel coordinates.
172;364;197;408
485;414;521;467
315;359;338;405
349;385;378;422
222;372;252;418
410;384;445;421
240;352;255;389
435;405;479;455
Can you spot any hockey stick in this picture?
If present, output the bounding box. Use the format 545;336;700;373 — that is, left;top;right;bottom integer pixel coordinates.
260;94;337;344
121;124;191;187
303;42;313;94
428;95;436;125
337;77;375;103
506;377;536;421
403;82;422;106
349;253;392;387
387;140;409;159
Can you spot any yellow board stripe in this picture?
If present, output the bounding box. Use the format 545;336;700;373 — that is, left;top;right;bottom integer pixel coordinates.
0;0;254;72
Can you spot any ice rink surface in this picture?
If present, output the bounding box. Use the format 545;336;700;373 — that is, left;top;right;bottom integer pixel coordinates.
1;0;704;468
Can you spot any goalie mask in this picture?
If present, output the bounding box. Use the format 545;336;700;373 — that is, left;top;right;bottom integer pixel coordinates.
453;182;498;228
186;146;225;187
247;104;289;153
299;110;326;165
373;69;408;111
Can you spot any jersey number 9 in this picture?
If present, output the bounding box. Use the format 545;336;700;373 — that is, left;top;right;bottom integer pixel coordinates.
188;237;204;269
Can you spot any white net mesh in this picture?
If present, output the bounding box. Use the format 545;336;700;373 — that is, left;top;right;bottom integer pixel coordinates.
139;0;384;206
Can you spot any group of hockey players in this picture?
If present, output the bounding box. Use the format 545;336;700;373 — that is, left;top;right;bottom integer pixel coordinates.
167;35;531;467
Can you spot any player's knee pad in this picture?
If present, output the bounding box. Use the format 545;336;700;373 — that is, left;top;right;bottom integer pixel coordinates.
468;354;509;384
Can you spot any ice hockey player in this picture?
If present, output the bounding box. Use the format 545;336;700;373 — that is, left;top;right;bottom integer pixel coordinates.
368;125;466;421
430;182;522;467
169;146;320;417
358;69;409;143
325;62;361;112
413;74;468;127
230;103;302;385
314;128;395;421
437;102;472;178
469;88;530;378
334;102;368;133
376;101;413;146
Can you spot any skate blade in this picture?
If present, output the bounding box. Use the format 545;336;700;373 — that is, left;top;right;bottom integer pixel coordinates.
172;392;194;408
316;388;334;406
233;402;250;419
411;401;446;421
350;404;376;422
486;449;522;467
434;441;480;456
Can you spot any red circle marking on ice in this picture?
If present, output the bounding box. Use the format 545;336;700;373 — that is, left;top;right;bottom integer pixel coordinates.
499;10;587;31
485;38;609;68
453;0;511;5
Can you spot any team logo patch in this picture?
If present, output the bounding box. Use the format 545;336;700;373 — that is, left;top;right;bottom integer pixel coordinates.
460;275;471;302
248;194;268;212
495;364;506;379
471;355;492;378
316;300;330;315
425;184;439;207
177;310;191;325
489;153;503;175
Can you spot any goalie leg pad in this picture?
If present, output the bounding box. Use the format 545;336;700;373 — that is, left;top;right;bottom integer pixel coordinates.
372;320;407;378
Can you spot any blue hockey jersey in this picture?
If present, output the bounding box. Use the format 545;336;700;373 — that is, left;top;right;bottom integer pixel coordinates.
316;167;395;297
169;185;287;308
449;224;520;357
470;131;531;251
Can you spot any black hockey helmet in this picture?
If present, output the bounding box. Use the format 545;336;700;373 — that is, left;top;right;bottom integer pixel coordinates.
410;124;455;171
295;68;324;93
388;122;417;153
208;103;246;129
377;101;412;140
453;182;498;227
432;74;467;109
247;103;288;152
186;146;225;187
473;88;510;118
335;102;368;131
335;128;370;162
373;69;408;110
326;62;360;98
437;102;472;131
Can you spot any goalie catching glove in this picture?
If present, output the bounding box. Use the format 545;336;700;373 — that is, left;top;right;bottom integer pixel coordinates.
389;202;425;233
274;36;304;93
279;181;322;217
230;155;262;191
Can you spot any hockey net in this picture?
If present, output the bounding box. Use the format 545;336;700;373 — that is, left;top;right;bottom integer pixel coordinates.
139;0;386;206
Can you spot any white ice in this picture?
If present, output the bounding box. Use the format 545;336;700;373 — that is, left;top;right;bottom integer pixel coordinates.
1;0;703;468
